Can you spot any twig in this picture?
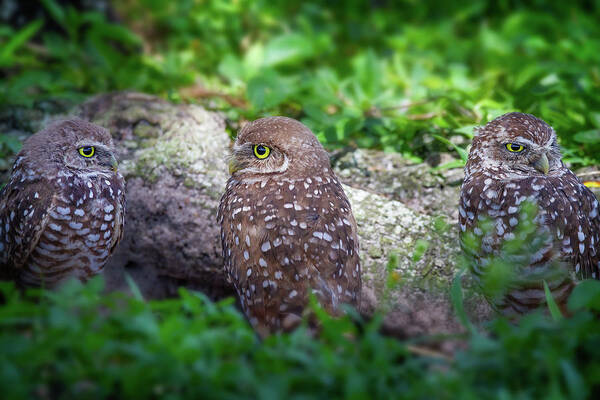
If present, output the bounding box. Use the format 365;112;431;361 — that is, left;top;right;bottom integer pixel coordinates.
25;43;50;57
379;98;437;111
406;111;443;120
366;98;439;118
406;344;453;361
577;171;600;177
179;85;248;108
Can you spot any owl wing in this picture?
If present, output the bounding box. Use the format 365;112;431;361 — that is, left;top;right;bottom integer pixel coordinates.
261;176;360;319
547;170;600;279
109;178;126;253
301;177;361;310
0;176;56;276
459;170;599;315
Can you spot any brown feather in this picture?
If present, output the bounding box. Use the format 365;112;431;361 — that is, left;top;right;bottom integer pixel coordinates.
218;117;361;335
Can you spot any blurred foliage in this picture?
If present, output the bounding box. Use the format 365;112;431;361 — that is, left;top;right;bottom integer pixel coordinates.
460;202;565;306
0;277;599;399
0;134;21;160
459;200;589;320
1;0;600;164
2;2;600;397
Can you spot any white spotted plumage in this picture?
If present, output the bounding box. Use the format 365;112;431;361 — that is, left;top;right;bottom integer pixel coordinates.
460;112;600;315
218;117;361;336
0;119;125;287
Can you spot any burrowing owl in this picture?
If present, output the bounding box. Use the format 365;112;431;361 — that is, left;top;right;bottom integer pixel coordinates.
0;119;125;287
460;112;600;315
218;117;361;336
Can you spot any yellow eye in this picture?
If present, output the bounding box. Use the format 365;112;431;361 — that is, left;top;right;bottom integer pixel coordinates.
78;146;95;158
505;143;524;153
253;144;270;159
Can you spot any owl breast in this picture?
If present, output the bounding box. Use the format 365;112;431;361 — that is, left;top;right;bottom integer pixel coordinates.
460;167;599;315
219;171;360;333
19;172;125;287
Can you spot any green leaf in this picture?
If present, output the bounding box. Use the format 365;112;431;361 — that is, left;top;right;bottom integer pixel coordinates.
573;129;600;144
0;135;22;154
412;239;429;262
454;125;477;137
263;33;315;67
0;20;43;66
218;54;246;85
450;268;476;335
125;274;144;301
87;18;142;47
433;159;465;171
543;280;564;321
432;134;469;163
246;70;296;110
589;112;600;129
560;360;586;400
350;49;383;101
567;280;600;312
40;0;66;25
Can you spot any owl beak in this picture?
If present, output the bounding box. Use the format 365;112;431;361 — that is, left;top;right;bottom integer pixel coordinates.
532;153;549;174
229;159;241;174
110;155;119;172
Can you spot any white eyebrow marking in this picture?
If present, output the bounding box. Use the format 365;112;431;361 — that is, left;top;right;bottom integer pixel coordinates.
512;137;536;146
513;136;553;148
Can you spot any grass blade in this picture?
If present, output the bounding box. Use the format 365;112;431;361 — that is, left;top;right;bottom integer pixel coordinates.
125;273;144;301
432;134;469;163
0;20;44;65
450;268;477;335
544;280;564;321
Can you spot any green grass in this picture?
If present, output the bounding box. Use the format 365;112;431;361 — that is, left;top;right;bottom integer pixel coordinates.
1;277;599;399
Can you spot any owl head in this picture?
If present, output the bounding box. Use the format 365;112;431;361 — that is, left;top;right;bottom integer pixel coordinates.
19;119;118;177
467;112;563;178
228;117;329;177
